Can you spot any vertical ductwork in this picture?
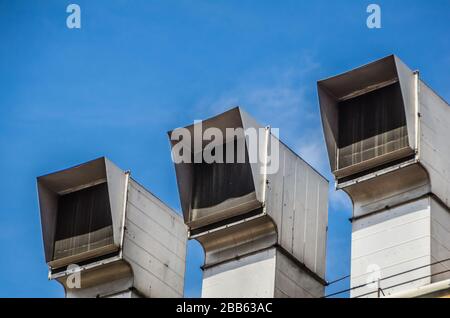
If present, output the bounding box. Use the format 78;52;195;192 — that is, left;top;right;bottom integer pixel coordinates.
318;55;450;297
169;107;329;298
37;157;187;298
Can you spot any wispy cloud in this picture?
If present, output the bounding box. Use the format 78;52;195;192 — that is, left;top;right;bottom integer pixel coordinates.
195;52;320;133
296;132;352;214
297;133;328;176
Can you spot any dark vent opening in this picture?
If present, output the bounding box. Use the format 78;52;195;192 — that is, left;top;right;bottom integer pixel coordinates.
53;182;114;261
337;82;409;170
191;138;255;211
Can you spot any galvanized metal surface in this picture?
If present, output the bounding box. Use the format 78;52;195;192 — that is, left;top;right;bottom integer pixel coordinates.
351;196;450;298
169;107;329;285
419;82;450;208
351;197;432;298
202;248;277;298
62;262;133;298
123;179;187;297
37;158;127;264
344;162;430;218
37;157;187;298
202;247;324;298
318;55;450;298
430;198;450;282
169;107;265;228
274;248;324;298
317;55;417;179
265;138;328;278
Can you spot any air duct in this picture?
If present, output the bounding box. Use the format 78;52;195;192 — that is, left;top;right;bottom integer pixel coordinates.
169;107;329;298
37;157;187;298
318;55;450;297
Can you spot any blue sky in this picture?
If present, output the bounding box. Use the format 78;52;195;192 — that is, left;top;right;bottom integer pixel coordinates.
0;0;449;298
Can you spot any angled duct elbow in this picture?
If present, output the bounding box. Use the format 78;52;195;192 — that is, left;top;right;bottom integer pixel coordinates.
318;55;417;181
37;157;187;298
318;56;450;297
318;55;450;214
168;107;329;284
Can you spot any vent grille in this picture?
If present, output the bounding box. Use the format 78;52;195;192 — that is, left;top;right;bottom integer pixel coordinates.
53;182;114;261
191;138;255;221
337;82;409;170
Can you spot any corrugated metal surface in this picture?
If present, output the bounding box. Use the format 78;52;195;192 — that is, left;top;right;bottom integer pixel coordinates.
430;198;450;283
266;139;328;279
318;55;450;298
123;179;187;297
202;247;325;298
351;195;450;297
170;107;329;285
38;158;187;298
344;163;430;218
202;248;277;298
274;249;324;298
351;197;432;298
419;82;450;208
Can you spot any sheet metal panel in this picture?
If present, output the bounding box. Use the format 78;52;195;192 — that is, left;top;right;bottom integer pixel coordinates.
316;179;329;278
419;82;450;207
65;274;133;298
170;107;329;285
280;148;297;253
274;249;324;298
303;172;319;272
292;158;308;264
122;238;184;295
317;55;416;177
38;158;187;298
394;56;417;149
265;141;329;280
344;163;430;218
351;255;431;298
265;138;285;229
239;107;266;202
351;197;432;297
127;180;186;241
37;182;59;262
104;158;127;247
123;179;187;297
317;55;424;182
128;261;182;298
124;215;186;277
202;248;277;298
430;198;450;283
